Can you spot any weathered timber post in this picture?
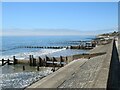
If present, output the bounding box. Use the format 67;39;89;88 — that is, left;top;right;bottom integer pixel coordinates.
33;56;36;66
37;66;39;71
7;59;10;65
51;57;55;72
31;55;34;66
44;56;48;67
88;56;91;59
43;58;45;66
78;45;80;49
52;57;55;66
13;56;17;65
66;56;68;64
82;53;85;58
85;43;87;47
60;56;63;67
2;59;4;66
38;57;42;67
29;55;32;66
23;66;25;71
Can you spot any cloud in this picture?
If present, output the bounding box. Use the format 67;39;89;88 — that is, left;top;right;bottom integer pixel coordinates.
2;28;98;36
2;27;117;36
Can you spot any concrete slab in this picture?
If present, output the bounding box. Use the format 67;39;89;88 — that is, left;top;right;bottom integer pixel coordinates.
26;59;88;88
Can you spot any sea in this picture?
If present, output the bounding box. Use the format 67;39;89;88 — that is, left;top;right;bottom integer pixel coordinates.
0;35;95;89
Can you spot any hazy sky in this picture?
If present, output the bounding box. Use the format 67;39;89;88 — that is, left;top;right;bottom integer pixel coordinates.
2;2;118;36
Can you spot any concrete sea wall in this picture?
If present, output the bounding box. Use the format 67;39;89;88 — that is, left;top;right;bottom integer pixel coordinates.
26;39;120;89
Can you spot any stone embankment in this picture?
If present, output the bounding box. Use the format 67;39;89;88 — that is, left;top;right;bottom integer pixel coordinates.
26;39;120;89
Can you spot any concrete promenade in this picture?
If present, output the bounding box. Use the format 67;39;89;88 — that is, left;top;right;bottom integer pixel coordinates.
27;40;120;89
27;58;88;88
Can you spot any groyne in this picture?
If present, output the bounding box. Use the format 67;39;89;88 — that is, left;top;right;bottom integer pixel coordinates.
17;45;94;50
26;39;120;89
0;51;106;72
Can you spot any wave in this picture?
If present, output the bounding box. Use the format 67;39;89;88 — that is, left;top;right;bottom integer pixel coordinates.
0;48;66;60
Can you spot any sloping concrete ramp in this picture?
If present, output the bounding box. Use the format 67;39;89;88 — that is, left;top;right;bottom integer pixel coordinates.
27;59;88;88
26;40;120;89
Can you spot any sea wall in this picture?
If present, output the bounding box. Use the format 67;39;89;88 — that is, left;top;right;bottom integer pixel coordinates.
106;40;120;89
92;39;114;88
92;39;120;89
2;39;118;89
26;40;117;88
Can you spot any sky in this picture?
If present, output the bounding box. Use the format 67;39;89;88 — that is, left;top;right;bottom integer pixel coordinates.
2;2;118;36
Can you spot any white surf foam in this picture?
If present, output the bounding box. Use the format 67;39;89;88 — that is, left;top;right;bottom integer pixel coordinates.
0;48;66;60
0;67;52;88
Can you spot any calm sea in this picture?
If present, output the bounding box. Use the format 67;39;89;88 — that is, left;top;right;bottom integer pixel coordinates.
0;35;95;89
1;35;95;59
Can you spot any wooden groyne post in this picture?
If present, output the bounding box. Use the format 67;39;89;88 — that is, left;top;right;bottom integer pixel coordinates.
52;57;55;66
7;59;10;65
29;55;32;66
31;55;34;66
29;55;36;66
1;59;10;66
66;56;68;64
38;57;42;67
51;57;56;72
44;56;48;67
33;56;36;66
2;59;5;66
37;66;39;71
23;66;25;71
60;56;63;67
13;56;17;65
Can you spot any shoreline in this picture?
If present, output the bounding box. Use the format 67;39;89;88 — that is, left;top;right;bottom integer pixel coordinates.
26;40;113;88
26;33;118;88
1;32;118;89
0;37;96;89
0;33;113;72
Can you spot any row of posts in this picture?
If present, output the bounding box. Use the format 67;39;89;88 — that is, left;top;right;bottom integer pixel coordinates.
1;56;17;66
24;55;67;72
1;55;68;72
1;55;67;66
29;55;67;67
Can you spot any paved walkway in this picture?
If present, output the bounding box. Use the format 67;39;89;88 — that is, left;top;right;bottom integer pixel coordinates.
59;55;106;88
27;41;113;89
27;59;88;88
